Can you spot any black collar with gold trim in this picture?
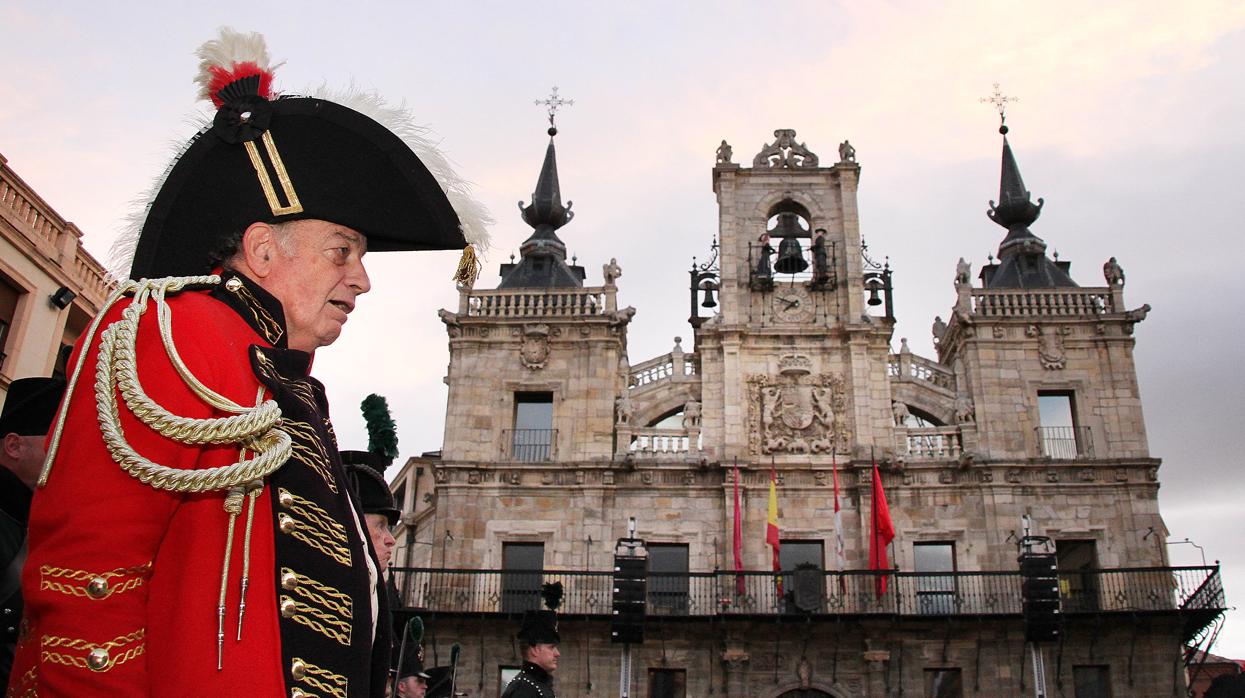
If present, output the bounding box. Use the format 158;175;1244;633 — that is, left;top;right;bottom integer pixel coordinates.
210;269;289;349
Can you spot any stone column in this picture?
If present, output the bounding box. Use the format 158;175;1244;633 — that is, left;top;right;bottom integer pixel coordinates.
862;649;890;697
721;648;750;697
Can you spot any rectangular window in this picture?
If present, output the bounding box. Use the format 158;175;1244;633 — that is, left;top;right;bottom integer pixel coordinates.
914;542;957;615
1037;391;1089;457
924;668;963;698
54;305;91;380
647;544;689;615
501;542;544;613
1073;665;1111;698
512;392;554;461
1057;540;1099;613
648;668;686;698
0;277;21;371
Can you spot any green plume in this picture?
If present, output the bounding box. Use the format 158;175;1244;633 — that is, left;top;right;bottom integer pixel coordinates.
361;394;399;464
405;616;424;646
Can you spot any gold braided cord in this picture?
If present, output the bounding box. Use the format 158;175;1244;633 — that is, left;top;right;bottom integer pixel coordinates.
80;276;293;493
42;629;144;652
279;489;347;543
283;568;353;617
293;657;348;698
282;597;351;646
40;645;144;672
282;517;352;567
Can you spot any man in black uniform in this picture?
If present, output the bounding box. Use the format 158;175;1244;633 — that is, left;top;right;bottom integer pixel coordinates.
502;582;562;698
0;377;65;688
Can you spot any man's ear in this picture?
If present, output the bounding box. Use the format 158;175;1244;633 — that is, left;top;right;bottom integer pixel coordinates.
3;432;23;460
239;222;280;279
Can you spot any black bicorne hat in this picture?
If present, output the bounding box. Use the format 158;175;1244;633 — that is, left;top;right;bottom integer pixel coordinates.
117;28;490;282
517;610;560;645
0;377;66;437
342;450;399;526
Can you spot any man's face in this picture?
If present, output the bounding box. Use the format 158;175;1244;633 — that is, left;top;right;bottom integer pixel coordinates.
364;513;396;568
259;219;371;353
395;676;426;697
527;642;559;673
2;432;48;489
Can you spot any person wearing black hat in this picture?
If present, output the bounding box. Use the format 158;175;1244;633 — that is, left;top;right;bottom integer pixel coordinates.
503;583;563;698
0;377;64;689
394;648;432;698
344;450;399;570
11;27;488;698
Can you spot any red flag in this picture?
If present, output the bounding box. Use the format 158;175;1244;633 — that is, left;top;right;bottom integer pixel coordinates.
868;458;895;597
767;465;782;597
732;461;745;595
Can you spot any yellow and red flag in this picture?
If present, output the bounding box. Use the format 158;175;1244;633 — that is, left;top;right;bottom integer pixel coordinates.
767;464;782;597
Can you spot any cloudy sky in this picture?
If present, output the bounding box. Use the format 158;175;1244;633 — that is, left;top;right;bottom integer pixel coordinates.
3;1;1243;656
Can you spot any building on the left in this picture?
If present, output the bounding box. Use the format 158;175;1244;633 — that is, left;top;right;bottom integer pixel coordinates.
0;152;111;397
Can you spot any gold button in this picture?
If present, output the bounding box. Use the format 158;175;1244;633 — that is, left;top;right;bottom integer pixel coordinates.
278;514;296;534
291;690;308;698
291;657;306;680
86;576;110;600
280;597;297;618
225;277;243;292
87;647;110;671
281;571;299;590
278;489;294;508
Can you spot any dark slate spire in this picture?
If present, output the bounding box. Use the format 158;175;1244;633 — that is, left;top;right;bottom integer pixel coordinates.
498;126;585;289
981;125;1076;288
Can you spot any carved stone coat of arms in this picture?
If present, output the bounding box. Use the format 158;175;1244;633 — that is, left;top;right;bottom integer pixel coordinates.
748;355;851;455
520;323;550;370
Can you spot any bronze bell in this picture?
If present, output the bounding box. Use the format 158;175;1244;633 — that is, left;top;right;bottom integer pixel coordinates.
865;278;884;306
774;235;809;274
700;281;718;308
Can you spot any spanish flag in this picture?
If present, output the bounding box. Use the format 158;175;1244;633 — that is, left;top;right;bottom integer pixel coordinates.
767;465;782;597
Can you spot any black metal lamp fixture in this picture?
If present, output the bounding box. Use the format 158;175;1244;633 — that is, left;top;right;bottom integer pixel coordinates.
50;286;76;309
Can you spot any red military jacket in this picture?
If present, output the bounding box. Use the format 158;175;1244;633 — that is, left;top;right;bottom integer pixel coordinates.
9;271;389;696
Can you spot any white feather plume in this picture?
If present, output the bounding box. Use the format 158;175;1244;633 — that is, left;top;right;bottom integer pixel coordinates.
193;27;279;103
305;83;493;252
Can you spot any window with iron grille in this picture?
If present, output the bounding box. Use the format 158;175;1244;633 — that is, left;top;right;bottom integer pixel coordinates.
914;542;957;615
512;392;554;461
647;544;689;615
502;542;544;613
648;668;686;698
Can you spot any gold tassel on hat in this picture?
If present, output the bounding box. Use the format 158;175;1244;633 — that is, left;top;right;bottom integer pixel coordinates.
452;244;481;288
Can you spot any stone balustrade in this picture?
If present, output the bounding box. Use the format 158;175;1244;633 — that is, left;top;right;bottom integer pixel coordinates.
629;427;698;455
888;352;955;392
628;352;698;390
464;287;610;318
896;426;962;460
971;287;1115;318
0;154;111;305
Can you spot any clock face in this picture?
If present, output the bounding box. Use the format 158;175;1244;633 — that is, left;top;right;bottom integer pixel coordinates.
772;285;813;322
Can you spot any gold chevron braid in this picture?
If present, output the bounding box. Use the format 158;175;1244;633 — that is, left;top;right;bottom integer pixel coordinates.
230;284;284;345
280;489;347;542
284;519;351;567
283;569;352;619
282;597;350;646
83;277;293;493
243;131;303;217
39;562;152;599
254;353;318;413
7;666;36;698
280;421;338;494
41;629;145;673
292;658;348;698
41;645;144;672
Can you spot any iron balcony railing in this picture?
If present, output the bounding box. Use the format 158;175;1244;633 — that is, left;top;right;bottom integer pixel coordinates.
503;428;557;462
1035;425;1094;459
390;565;1222;623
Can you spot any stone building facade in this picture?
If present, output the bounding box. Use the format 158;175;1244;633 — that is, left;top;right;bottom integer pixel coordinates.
388;127;1223;697
0;152;110;397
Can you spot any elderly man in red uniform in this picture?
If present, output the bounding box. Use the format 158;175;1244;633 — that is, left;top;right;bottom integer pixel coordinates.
8;28;487;697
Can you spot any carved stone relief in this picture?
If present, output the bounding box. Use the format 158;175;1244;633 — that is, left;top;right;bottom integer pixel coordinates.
1027;324;1069;370
748;354;850;455
520;323;550;370
753;129;819;168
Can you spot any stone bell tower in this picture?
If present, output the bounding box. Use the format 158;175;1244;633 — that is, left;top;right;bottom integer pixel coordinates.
697;131;895;464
